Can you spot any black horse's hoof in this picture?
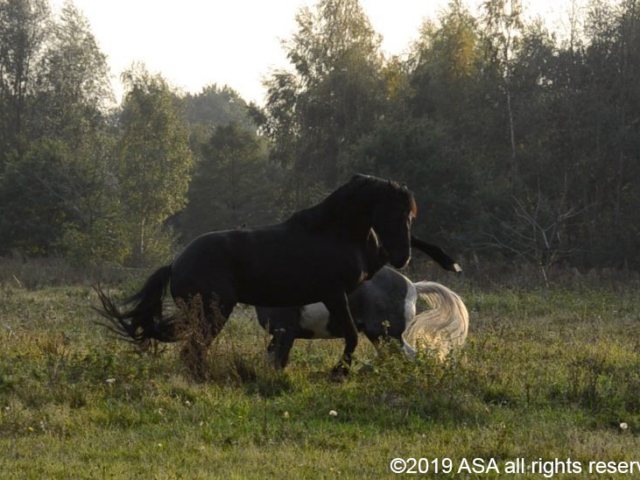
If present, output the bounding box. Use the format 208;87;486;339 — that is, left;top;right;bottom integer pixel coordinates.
446;262;462;274
331;363;350;380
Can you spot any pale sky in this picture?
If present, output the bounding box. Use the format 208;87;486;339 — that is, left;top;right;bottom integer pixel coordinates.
49;0;579;105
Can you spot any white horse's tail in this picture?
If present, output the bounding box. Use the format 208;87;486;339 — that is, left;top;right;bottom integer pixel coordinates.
402;282;469;360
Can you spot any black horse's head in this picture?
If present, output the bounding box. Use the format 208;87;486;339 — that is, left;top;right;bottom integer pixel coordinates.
370;178;416;269
304;174;416;268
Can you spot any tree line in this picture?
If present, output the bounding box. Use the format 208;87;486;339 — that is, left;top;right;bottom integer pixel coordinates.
1;0;639;271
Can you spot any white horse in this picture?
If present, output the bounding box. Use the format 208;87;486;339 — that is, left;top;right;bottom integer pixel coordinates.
256;267;469;368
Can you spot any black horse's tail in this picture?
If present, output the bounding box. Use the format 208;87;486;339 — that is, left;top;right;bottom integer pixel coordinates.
95;265;178;348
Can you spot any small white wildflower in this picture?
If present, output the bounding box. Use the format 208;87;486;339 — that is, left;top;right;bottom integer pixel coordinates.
283;411;290;419
620;422;629;430
105;378;116;384
157;443;163;448
329;410;338;417
184;400;191;406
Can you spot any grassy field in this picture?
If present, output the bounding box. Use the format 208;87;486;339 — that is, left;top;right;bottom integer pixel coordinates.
1;264;640;478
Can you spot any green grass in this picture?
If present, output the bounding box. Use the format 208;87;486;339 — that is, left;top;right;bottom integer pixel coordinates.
1;277;640;478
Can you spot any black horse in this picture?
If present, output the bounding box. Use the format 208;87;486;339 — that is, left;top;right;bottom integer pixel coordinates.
256;239;462;368
97;174;416;375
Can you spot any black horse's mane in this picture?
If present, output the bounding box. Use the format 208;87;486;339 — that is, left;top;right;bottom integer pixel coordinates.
291;174;416;230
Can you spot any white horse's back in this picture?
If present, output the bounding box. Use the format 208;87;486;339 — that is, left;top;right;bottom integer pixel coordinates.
402;281;469;360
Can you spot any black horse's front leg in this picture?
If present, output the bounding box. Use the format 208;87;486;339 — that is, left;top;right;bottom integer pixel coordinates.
411;235;462;273
324;292;358;377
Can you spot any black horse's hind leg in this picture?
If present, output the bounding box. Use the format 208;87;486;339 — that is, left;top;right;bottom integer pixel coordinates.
324;292;358;377
181;298;234;381
363;332;382;356
267;330;295;369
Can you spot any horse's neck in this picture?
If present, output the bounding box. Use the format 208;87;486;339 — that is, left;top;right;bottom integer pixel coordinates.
364;231;388;275
294;194;373;240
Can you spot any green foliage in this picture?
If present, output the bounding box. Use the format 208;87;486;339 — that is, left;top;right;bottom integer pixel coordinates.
32;0;112;139
179;122;279;239
257;0;388;210
410;1;483;117
0;139;70;254
0;129;124;263
0;0;119;265
184;84;253;130
60;217;129;266
0;0;50;168
117;64;194;265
